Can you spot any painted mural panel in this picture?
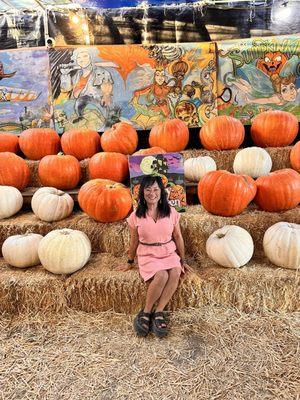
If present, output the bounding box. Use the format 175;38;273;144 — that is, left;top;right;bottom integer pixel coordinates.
217;36;300;124
50;43;217;133
0;48;52;134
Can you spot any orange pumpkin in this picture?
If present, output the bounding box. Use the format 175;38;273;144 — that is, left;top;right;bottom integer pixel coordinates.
290;141;300;173
61;129;101;160
78;179;132;222
133;146;166;155
101;122;138;155
0;152;30;190
0;133;19;153
199;116;245;150
198;170;256;217
254;169;300;212
251;110;298;147
149;119;189;152
19;128;61;160
38;153;81;190
89;152;129;183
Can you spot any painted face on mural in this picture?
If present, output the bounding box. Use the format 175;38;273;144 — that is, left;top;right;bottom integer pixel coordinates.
256;52;287;76
76;51;91;69
154;70;166;86
280;82;297;102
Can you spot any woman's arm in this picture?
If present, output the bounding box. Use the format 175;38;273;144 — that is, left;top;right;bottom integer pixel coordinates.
116;226;139;271
128;226;139;261
172;222;185;262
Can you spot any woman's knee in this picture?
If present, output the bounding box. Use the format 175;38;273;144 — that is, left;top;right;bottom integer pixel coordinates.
168;267;181;281
154;270;169;285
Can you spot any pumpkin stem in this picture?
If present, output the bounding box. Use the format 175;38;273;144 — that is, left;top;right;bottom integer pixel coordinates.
57;151;65;156
216;233;226;239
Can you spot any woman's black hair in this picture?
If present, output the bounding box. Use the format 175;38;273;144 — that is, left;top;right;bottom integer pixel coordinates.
136;175;171;219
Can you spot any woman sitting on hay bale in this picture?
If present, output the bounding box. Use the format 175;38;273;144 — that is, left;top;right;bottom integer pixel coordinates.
116;175;192;338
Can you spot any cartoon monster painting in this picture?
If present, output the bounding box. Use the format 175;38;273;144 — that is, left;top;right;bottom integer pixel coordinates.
256;52;288;77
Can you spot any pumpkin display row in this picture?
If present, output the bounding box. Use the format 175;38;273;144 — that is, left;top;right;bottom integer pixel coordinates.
0;111;299;160
2;222;299;273
2;229;91;274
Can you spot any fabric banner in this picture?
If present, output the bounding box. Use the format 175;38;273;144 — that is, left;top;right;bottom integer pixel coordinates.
128;152;186;212
217;36;300;124
0;48;52;134
49;43;217;133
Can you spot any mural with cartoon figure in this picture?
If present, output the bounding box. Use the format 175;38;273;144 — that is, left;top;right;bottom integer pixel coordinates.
50;43;217;133
217;36;300;124
0;48;52;134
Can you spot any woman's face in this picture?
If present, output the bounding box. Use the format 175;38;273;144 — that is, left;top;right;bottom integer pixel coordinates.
76;51;91;68
281;83;297;102
154;70;166;86
144;181;161;206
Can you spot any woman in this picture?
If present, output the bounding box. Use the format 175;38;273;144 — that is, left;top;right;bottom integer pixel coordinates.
116;175;192;338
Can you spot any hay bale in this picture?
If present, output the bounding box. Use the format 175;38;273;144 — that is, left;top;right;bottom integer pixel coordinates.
183;146;292;172
197;256;300;313
1;206;299;258
0;211;129;257
180;204;300;259
0;259;66;316
26;158;91;188
26;147;292;188
65;253;203;314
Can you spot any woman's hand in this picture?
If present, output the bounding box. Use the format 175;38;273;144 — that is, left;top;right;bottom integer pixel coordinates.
115;264;134;272
182;263;195;274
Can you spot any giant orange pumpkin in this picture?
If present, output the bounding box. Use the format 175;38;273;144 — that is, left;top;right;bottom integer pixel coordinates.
0;152;30;190
290;141;300;173
133;146;166;155
38;153;81;190
88;152;129;182
61;129;101;160
198;170;256;217
78;179;132;222
101;122;138;155
254;169;300;212
19;128;61;160
149;119;189;152
199;116;245;150
251;110;298;147
0;133;19;153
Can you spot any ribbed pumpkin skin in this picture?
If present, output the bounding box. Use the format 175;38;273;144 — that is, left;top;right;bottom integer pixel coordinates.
198;170;256;217
2;233;43;268
290;141;300;173
200;116;245;150
0;133;19;153
133;147;166;155
19;128;61;160
149;119;189;152
78;179;132;222
38;154;81;190
101;122;138;155
251;110;298;147
61;129;101;160
89;152;128;183
254;169;300;212
0;186;23;219
0;152;30;190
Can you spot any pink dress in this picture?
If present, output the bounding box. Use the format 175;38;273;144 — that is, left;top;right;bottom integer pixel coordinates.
127;207;182;281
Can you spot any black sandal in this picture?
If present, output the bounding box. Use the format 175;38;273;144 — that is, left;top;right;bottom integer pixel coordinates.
133;310;151;337
151;311;168;338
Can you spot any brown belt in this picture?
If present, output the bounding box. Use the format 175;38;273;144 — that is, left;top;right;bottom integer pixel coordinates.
139;239;173;246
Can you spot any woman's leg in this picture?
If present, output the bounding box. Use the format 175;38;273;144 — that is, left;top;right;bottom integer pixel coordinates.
143;270;169;313
155;267;181;312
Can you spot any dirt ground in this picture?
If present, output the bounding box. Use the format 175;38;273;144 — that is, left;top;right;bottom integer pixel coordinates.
0;306;299;400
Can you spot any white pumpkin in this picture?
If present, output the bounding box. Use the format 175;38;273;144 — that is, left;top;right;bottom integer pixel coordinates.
2;233;43;268
263;222;300;269
31;187;74;222
206;225;254;268
0;186;23;219
184;156;216;182
233;147;272;178
38;229;91;274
